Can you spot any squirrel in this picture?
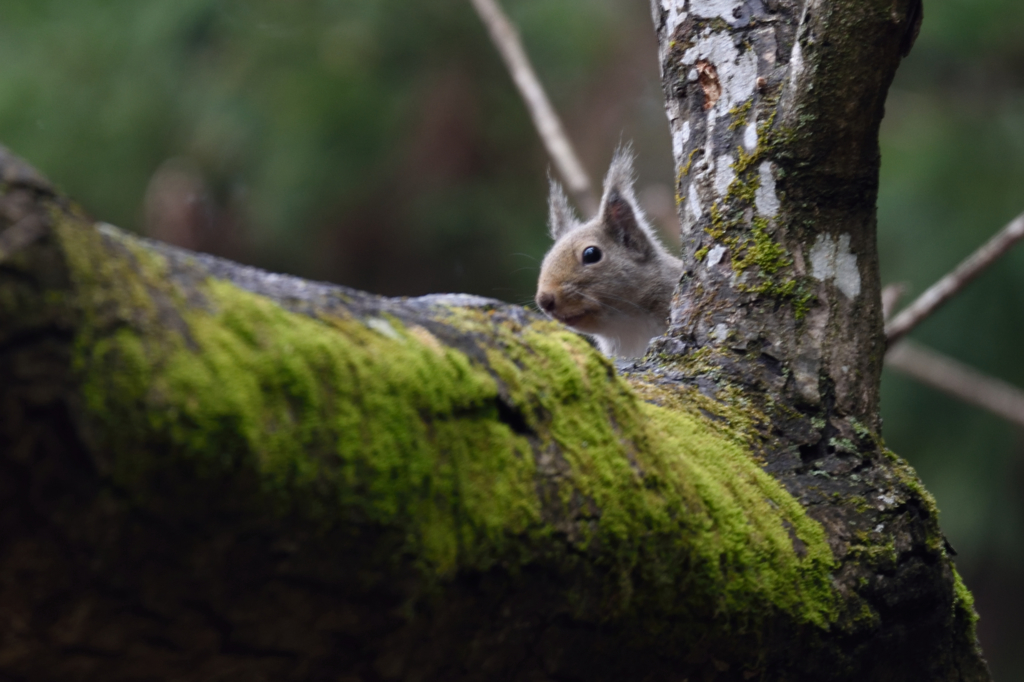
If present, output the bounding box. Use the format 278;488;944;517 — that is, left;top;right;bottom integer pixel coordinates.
535;148;683;358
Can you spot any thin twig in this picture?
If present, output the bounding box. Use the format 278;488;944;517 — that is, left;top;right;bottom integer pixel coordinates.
886;210;1024;345
468;0;599;215
882;282;1024;429
880;283;906;323
886;340;1024;430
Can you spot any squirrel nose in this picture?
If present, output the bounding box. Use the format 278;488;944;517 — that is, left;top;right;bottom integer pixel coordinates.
536;292;556;313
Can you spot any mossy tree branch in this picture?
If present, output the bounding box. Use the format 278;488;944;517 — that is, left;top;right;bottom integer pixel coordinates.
0;146;837;677
0;152;984;682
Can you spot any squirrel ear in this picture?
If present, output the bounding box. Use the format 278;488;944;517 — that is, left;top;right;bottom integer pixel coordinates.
548;178;579;240
600;146;653;259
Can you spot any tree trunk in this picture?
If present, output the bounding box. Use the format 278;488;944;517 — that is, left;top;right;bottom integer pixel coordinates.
0;0;988;679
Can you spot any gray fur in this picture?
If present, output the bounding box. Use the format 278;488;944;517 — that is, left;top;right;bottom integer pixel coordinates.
536;147;684;358
598;145;657;260
600;145;641;217
547;177;579;240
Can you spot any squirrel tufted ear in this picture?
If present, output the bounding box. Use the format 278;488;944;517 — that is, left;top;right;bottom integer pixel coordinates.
548;177;579;240
599;145;654;259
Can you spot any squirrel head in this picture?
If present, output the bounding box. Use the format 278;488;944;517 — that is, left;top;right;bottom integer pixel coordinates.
535;147;683;358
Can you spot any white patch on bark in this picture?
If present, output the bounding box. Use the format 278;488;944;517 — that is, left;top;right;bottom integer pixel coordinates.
834;235;862;299
673;120;691;166
754;25;778;65
690;0;743;23
683;44;699;65
667;99;682;123
711;323;730;342
754;162;779;217
681;32;758;115
705;104;718;162
714;155;736;196
809;235;833;280
810;233;861;299
788;39;804;94
706;244;726;267
687;182;703;221
664;3;689;36
743;121;758;152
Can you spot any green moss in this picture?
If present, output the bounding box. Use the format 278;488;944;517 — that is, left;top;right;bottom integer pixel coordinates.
706;201;725;236
728;100;753;131
630;378;767;459
734;218;787;276
733;143;760;175
883;448;943;547
871;448;980;648
726;158;758;205
850;418;873;441
706;17;731;33
55;215;840;639
706;209;810;310
791;286;816;320
847;496;872;514
68;226;542;576
692;106;817;318
680;147;702;177
849;598;881;631
846;535;897;569
829;438;857;455
952;569;979;634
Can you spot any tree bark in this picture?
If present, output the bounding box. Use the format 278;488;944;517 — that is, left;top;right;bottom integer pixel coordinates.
0;0;988;678
652;0;908;420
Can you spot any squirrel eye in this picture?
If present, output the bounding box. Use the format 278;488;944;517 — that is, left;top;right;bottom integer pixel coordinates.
582;246;602;265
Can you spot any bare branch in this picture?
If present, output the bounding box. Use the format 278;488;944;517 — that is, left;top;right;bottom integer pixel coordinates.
881;283;907;323
886;211;1024;345
886;340;1024;430
468;0;598;215
883;282;1024;429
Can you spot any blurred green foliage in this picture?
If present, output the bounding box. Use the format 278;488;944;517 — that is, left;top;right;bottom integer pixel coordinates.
877;3;1024;674
0;0;1022;676
0;0;628;296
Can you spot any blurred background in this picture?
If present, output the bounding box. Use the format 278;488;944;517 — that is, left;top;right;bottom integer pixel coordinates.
0;0;1021;676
